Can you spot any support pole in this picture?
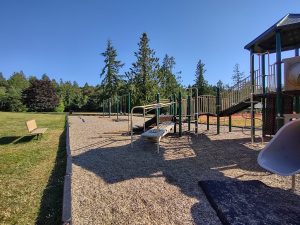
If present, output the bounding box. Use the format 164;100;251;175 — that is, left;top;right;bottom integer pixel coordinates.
250;49;255;143
173;93;176;133
116;97;119;121
109;99;111;118
262;54;266;137
169;96;172;115
187;95;191;131
207;99;210;130
275;30;284;131
103;100;105;117
195;89;199;134
179;92;182;137
229;116;232;132
295;49;300;113
216;87;220;134
128;93;131;133
156;93;160;126
207;115;209;130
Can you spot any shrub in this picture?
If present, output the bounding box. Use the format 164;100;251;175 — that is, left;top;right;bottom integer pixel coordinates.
22;79;59;112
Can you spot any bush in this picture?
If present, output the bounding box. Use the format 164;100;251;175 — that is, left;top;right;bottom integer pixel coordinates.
55;99;65;112
22;80;59;112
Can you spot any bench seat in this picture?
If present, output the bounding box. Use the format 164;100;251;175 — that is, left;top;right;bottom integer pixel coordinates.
31;128;48;135
141;122;174;152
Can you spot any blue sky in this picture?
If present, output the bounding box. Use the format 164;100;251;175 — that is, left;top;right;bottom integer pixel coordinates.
0;1;299;87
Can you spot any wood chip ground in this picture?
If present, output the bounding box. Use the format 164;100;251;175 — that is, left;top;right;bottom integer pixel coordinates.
69;115;299;225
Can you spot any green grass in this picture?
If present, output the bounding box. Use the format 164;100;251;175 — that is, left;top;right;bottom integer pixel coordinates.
0;112;66;225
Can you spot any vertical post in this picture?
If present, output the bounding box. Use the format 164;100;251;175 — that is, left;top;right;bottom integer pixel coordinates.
109;98;111;118
229;116;232;132
206;115;210;130
128;93;131;114
173;93;176;133
187;95;191;131
169;96;172;114
195;88;199;133
250;49;255;143
216;87;220;134
207;98;210;130
156;93;160;126
295;49;300;113
275;30;284;131
178;92;182;137
116;97;119;121
262;54;266;137
103;100;105;117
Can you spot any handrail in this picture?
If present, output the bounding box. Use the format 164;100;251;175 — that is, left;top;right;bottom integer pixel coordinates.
130;102;175;148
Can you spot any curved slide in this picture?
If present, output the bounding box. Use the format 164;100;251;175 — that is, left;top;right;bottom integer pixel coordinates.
258;119;300;176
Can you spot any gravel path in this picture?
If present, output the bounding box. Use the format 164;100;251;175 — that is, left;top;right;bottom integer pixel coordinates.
69;115;299;225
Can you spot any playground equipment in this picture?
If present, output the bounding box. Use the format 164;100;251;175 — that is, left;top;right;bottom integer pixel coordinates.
258;115;300;191
130;102;175;153
102;15;300;143
101;93;131;120
188;14;300;142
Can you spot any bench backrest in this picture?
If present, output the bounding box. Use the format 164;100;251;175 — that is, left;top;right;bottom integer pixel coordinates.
26;120;37;132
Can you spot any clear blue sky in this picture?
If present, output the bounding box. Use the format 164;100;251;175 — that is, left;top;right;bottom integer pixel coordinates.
0;1;299;87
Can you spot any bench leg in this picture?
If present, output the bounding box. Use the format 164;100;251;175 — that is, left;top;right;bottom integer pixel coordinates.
157;137;161;153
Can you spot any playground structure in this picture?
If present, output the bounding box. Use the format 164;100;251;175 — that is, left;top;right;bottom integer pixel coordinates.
101;93;131;120
100;14;300;193
100;14;300;141
130;101;176;153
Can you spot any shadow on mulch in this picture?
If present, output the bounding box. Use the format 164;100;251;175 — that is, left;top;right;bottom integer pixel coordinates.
72;130;298;224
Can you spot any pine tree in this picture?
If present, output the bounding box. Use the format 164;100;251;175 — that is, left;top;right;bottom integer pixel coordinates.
100;40;124;99
194;60;208;95
158;54;181;98
232;63;244;86
130;33;159;104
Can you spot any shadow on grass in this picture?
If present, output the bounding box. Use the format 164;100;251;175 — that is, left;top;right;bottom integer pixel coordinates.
35;123;67;225
0;136;21;145
14;135;36;144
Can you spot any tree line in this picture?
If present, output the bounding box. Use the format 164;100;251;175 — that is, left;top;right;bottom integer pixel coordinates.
0;32;245;112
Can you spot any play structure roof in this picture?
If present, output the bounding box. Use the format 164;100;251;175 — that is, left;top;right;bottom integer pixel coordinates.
244;14;300;53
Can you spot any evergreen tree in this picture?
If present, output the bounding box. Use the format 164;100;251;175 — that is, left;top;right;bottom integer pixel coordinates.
232;63;244;85
158;54;181;98
130;33;159;104
194;60;208;95
8;71;29;92
0;73;7;87
41;74;50;81
100;40;124;99
6;71;28;111
217;80;224;91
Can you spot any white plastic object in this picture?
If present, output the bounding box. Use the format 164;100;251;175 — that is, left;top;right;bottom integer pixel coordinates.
258;119;300;176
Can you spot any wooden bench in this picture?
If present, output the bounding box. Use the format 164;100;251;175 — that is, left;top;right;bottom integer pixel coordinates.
26;120;48;139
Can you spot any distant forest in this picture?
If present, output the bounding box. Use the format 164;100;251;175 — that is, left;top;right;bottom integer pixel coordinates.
0;33;243;112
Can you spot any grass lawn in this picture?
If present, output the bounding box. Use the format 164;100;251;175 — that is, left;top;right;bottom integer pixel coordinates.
0;112;66;225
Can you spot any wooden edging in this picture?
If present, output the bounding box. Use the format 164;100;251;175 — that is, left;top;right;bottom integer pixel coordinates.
62;114;72;225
